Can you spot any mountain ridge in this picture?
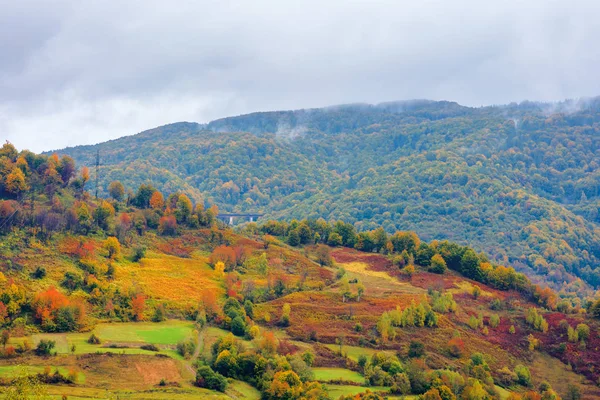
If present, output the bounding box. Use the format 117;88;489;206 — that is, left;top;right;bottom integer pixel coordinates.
50;97;600;293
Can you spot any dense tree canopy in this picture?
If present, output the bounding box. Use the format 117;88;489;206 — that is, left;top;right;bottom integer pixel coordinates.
54;100;600;293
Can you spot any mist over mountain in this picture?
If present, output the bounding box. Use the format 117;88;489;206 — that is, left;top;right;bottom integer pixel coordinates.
54;98;600;293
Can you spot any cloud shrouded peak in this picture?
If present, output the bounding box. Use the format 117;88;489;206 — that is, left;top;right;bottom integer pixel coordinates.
1;0;600;152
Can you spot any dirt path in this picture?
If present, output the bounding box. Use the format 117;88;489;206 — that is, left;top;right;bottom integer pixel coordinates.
183;328;204;378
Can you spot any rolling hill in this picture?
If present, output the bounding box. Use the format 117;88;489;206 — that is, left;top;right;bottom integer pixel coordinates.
53;98;600;293
1;143;600;399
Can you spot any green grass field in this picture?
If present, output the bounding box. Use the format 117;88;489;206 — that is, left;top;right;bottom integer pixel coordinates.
324;384;411;399
0;365;85;384
226;380;261;399
7;320;196;361
313;367;365;384
324;344;396;362
21;385;231;400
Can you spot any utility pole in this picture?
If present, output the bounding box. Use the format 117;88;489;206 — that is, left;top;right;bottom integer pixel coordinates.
95;149;100;199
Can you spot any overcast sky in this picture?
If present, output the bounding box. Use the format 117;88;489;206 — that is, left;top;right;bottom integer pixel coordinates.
1;0;599;152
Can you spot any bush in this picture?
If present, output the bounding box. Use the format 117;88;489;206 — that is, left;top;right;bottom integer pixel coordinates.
88;334;101;344
231;316;246;337
177;339;196;358
447;337;464;358
390;372;411;395
35;339;56;356
358;355;368;369
102;237;121;259
152;305;166;322
408;341;425;358
132;246;147;262
31;266;47;279
195;365;227;392
140;344;160;352
429;254;447;274
489;298;503;310
576;324;590;341
514;364;532;387
489;314;500;328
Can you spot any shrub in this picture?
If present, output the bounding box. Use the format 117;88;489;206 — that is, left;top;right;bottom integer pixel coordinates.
140;344;160;352
35;339;56;356
468;315;480;330
390;372;411;395
489;298;503;310
447;337;464;358
514;364;532;386
195;365;227;392
328;232;343;247
525;308;548;333
102;237;121;259
496;367;518;387
358;355;368;369
576;324;590;342
402;264;415;277
408;341;425;358
431;291;457;313
489;314;500;328
429;254;447;274
280;303;291;327
302;350;315;367
88;334;101;344
158;215;177;236
177;339;196;358
231;316;246;337
152;305;166;322
31;266;47;279
132;246;147;262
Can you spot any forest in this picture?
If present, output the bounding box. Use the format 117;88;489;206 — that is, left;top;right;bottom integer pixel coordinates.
54;99;600;296
1;142;600;399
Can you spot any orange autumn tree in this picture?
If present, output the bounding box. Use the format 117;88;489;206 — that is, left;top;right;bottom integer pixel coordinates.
201;290;220;321
32;287;84;332
34;287;70;322
60;237;96;260
209;246;237;271
150;191;165;210
131;294;146;321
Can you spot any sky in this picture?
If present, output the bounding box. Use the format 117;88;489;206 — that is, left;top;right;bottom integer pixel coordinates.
1;0;600;152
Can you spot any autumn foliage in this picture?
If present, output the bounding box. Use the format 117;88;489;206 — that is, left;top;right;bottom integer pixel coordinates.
131;294;146;321
210;246;237;270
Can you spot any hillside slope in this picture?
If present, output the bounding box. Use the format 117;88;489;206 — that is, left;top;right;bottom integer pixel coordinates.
1;142;600;399
53;99;600;291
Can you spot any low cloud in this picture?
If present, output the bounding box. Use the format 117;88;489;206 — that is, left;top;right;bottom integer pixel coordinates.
1;0;600;151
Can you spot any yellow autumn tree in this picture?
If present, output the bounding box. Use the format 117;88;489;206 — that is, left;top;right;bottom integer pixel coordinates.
215;261;226;278
102;237;121;259
5;168;27;195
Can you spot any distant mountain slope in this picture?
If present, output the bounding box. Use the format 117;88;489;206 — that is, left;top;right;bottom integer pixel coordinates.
53;99;600;291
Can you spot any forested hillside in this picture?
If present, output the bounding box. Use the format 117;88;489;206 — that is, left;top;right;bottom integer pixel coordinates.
2;142;600;399
54;99;600;293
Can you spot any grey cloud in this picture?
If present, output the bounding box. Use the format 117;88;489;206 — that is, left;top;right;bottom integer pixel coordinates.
1;0;600;152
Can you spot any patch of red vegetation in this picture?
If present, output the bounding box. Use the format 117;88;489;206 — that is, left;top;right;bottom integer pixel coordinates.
232;236;263;249
313;343;349;368
331;248;392;270
155;238;195;258
265;291;423;345
542;312;600;384
410;272;458;290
